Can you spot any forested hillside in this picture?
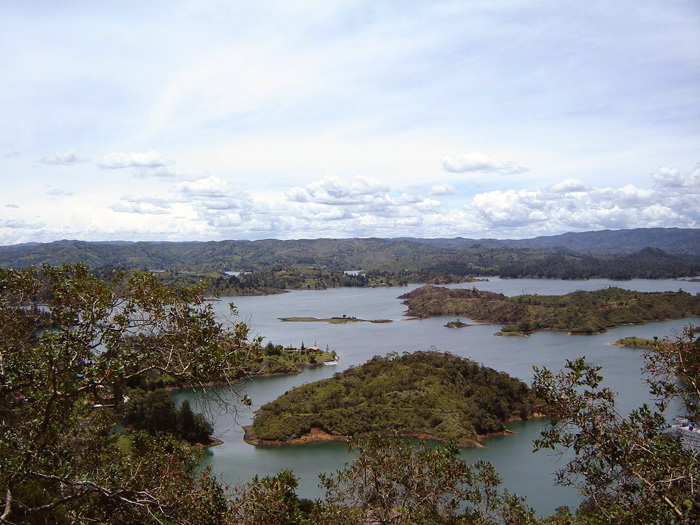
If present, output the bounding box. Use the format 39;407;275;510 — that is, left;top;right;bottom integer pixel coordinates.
1;228;699;283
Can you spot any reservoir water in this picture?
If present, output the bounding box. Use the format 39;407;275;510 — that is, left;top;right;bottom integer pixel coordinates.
172;278;700;516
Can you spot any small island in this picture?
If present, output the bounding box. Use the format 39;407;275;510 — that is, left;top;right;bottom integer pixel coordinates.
445;319;469;329
611;336;657;349
248;342;339;375
399;285;700;335
279;316;392;324
244;351;539;448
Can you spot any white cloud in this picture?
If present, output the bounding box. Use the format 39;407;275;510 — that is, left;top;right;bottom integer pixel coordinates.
441;152;528;175
98;151;172;169
462;165;699;235
548;178;589;193
287;175;392;206
110;196;172;215
652;165;700;189
0;218;45;230
41;150;86;166
131;166;179;178
429;184;456;196
176;175;230;197
46;187;74;196
110;203;170;215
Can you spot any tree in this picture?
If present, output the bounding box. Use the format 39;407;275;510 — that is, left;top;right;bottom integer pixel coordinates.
0;264;259;523
232;470;309;525
532;325;700;523
315;434;535;524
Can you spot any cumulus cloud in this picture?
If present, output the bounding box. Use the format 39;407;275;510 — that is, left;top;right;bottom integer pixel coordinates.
16;162;697;243
287;175;391;205
441;151;528;175
0;218;45;230
463;164;699;235
41;150;87;166
176;175;231;197
110;196;172;215
46;187;74;196
281;175;447;237
429;184;456;196
652;164;700;189
548;178;590;193
98;151;172;169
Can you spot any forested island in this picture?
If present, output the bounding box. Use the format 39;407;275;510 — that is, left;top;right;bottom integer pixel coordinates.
611;337;658;349
245;351;539;448
400;285;700;335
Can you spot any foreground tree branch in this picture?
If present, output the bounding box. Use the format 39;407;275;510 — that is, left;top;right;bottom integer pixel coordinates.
0;264;258;523
532;327;700;522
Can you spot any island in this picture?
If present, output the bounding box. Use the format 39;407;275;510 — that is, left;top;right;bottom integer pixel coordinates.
244;351;539;448
279;316;392;324
250;342;339;375
399;285;700;335
445;319;470;329
611;337;657;349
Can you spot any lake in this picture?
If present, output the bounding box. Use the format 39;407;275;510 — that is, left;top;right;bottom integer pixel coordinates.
172;277;700;516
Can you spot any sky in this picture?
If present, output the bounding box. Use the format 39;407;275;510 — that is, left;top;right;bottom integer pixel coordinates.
1;0;699;245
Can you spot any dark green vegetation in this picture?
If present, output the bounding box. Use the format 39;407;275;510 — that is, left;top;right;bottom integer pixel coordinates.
2;229;700;290
247;352;539;447
0;264;259;523
612;336;657;349
445;319;469;328
122;390;214;445
153;266;478;297
496;246;699;280
400;285;700;335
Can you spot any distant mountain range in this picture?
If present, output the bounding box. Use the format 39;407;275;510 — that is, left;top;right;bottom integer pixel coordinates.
405;227;700;255
0;228;698;278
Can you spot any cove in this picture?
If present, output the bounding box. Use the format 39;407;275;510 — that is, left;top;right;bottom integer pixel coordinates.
172;277;700;516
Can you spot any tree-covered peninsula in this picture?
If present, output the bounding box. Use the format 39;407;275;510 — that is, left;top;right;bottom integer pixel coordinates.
400;285;700;335
245;351;539;448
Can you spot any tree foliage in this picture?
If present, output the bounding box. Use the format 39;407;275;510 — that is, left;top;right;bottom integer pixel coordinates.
0;264;260;523
315;434;536;524
532;326;700;523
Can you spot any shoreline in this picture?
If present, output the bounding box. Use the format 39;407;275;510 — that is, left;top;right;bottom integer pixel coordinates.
242;414;546;449
242;425;484;449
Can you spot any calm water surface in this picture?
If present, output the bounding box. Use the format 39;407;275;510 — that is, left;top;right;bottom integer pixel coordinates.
173;278;700;516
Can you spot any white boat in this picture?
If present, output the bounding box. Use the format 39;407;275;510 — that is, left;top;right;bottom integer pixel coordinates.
671;418;700;452
323;356;340;366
